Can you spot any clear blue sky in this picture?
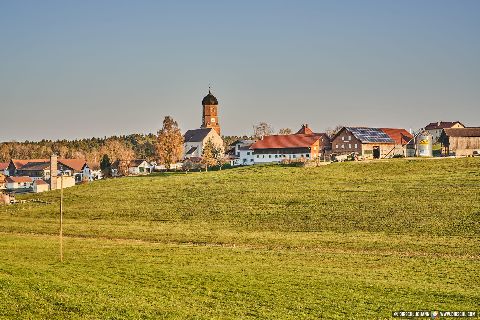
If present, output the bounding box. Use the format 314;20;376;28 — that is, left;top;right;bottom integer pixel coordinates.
1;0;479;141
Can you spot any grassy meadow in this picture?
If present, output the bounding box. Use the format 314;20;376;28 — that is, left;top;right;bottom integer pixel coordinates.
0;158;479;319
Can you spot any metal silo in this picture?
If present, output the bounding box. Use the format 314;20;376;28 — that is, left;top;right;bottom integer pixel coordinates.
416;132;433;157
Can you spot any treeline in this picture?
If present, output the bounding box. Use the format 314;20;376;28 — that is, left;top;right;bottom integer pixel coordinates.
0;134;157;169
0;133;249;169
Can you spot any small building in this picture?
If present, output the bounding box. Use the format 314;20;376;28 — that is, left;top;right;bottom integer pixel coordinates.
425;121;465;143
0;163;9;176
439;127;480;156
111;159;153;176
331;127;396;159
250;125;330;164
183;128;224;159
128;159;152;175
33;179;49;193
6;176;33;190
230;140;256;166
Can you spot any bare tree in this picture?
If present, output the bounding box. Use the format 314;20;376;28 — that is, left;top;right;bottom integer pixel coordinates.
325;125;345;139
156;116;184;170
253;122;274;139
278;128;292;135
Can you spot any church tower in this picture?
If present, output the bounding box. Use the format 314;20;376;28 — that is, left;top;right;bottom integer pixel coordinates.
201;89;221;135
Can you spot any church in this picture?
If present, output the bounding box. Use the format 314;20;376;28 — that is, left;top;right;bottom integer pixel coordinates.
183;90;224;159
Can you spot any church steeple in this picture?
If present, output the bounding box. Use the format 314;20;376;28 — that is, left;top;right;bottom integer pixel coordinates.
201;89;220;135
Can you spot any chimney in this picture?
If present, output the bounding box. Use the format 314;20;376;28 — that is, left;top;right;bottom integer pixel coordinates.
50;154;58;190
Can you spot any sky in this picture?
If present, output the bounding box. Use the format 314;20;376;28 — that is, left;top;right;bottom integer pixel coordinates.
1;0;479;141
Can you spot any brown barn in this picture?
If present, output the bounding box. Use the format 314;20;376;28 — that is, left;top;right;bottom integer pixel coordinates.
331;127;413;159
439;128;480;156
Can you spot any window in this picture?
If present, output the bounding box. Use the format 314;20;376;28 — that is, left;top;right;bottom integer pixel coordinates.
349;144;351;148
250;159;254;162
293;155;296;158
256;155;259;158
269;155;271;158
275;155;278;158
354;144;357;148
306;154;310;158
335;144;338;148
341;144;344;148
348;136;352;141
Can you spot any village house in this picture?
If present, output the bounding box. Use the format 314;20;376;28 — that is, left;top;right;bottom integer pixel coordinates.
112;159;152;176
8;157;91;182
425;121;465;142
331;127;413;159
439;127;480;156
6;176;33;191
250;125;331;164
230;139;256;166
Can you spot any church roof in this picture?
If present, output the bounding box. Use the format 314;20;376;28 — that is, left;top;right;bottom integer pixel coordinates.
202;90;218;105
184;128;214;142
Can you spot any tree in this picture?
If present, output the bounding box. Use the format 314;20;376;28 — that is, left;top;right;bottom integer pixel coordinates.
278;128;292;135
100;154;111;177
325;125;345;139
156;116;184;170
212;143;225;170
253;122;274;139
201;139;217;172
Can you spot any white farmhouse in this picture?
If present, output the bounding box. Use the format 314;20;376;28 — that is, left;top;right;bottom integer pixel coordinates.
230;140;256;166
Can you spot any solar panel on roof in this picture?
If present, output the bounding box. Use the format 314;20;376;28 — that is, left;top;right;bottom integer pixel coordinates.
346;127;394;143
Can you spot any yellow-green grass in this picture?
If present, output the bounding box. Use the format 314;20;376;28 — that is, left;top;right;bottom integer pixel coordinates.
0;158;479;319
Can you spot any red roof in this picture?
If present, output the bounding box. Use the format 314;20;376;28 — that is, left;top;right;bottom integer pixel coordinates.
0;162;8;170
6;176;33;183
251;134;321;149
425;121;464;130
58;159;86;171
380;128;413;145
34;179;48;185
296;124;314;134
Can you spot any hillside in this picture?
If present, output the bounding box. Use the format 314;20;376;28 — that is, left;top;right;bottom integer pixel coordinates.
0;158;479;319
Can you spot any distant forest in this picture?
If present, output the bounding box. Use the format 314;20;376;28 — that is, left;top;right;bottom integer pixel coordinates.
0;134;246;169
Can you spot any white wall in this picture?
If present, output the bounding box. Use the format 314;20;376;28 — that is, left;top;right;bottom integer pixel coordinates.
253;152;312;164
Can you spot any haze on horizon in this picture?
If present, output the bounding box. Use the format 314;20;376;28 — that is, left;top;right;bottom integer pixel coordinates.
1;0;479;142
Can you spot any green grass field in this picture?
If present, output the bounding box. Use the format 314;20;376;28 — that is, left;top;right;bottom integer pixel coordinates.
1;158;479;319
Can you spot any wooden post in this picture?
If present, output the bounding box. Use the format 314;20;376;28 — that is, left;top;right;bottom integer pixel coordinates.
60;174;63;263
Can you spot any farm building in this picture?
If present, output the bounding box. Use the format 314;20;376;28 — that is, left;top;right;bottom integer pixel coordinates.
425;121;465;142
33;179;49;193
331;127;413;159
6;176;33;190
439;127;480;156
250;125;331;164
183;128;224;159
